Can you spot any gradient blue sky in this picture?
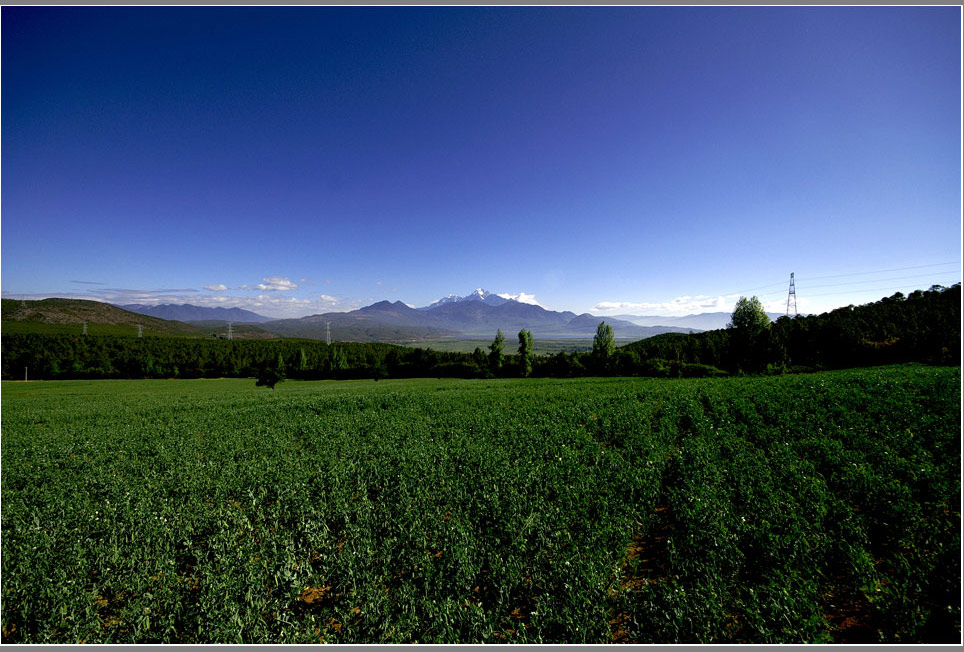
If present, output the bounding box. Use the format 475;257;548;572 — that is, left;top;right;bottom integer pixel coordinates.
2;6;960;318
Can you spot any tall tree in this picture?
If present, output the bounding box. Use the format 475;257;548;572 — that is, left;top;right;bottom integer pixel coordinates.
472;346;487;369
591;321;616;375
727;296;770;372
728;296;770;334
593;322;615;359
489;329;505;373
518;329;534;377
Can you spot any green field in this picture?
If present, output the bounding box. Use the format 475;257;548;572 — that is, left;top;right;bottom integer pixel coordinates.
1;366;959;643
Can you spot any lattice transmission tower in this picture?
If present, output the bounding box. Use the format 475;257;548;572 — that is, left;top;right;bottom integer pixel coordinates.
786;272;798;317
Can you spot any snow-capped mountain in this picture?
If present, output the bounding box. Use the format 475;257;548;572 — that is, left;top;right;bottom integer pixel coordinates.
419;288;511;310
265;295;697;340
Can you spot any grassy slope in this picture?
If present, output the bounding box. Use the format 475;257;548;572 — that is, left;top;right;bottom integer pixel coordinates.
0;299;276;339
1;298;202;336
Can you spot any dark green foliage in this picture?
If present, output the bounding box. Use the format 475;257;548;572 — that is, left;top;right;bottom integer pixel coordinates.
728;296;770;334
472;347;487;368
370;362;389;381
588;322;616;375
488;329;505;374
592;321;615;358
518;329;534;377
679;362;728;378
255;366;285;389
0;335;484;381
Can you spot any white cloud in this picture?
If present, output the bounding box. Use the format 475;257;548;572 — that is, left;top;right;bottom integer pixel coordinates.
243;276;299;291
593;294;732;316
204;284;228;292
497;292;542;306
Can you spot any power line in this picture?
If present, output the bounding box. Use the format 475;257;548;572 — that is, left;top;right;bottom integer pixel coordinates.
804;261;959;282
722;264;959;299
805;282;958;299
728;280;788;296
799;270;959;291
761;273;961;299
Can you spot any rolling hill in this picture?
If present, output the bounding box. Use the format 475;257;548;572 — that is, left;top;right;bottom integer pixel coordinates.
1;298;204;337
118;303;273;323
1;299;275;339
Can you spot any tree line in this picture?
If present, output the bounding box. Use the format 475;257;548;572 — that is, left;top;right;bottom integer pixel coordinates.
622;283;960;375
2;284;958;382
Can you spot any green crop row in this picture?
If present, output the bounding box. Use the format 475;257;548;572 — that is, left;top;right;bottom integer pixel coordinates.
1;365;959;643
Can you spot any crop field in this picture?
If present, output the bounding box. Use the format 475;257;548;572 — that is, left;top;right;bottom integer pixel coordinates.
1;365;960;643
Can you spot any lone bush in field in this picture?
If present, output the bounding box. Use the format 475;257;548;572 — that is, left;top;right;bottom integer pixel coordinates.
255;365;285;389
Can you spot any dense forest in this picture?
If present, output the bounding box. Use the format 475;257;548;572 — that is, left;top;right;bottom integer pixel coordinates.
1;284;958;382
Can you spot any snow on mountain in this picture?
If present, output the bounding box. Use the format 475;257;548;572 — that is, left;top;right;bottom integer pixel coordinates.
421;288;511;309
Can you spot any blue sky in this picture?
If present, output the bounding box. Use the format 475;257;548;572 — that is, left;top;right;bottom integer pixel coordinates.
2;6;960;319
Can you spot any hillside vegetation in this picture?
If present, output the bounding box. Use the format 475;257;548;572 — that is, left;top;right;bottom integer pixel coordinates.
621;284;960;374
1;299;203;337
1;299;274;340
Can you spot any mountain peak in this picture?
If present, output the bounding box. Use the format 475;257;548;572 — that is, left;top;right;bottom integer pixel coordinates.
421;289;510;310
357;299;415;312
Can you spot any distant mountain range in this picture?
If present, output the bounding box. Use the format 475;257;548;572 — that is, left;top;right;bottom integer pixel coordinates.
112;298;789;334
265;290;698;341
119;303;274;323
102;291;745;342
2;292;793;344
610;311;787;332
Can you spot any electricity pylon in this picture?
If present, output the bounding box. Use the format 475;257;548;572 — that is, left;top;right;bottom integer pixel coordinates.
786;273;798;317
